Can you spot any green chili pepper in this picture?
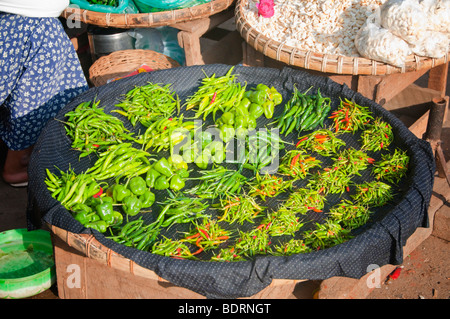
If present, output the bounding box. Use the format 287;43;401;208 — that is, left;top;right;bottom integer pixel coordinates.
153;157;173;177
112;211;124;226
154;175;170;190
169;174;185;191
239;97;251;109
129;176;147;196
112;184;131;202
177;168;190;178
145;168;161;188
139;190;155;208
247;115;257;130
122;196;143;216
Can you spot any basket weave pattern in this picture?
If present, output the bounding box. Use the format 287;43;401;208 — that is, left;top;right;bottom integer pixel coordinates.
62;0;235;28
89;49;180;86
235;0;449;76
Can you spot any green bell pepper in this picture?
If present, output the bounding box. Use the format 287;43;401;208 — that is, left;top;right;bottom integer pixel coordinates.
112;184;131;202
96;201;115;224
146;168;161;188
153;157;173;177
154;175;170;190
219;124;235;143
122;196;143;216
129;176;147;196
270;89;282;105
249;103;264;119
139;190;155;208
263;100;275;119
250;89;266;105
177;168;190;178
195;149;211;169
168;154;188;171
169;174;185;191
71;203;92;214
238;97;251;109
247;115;257;130
220;112;235;126
85;220;108;233
112;211;124;226
73;212;91;225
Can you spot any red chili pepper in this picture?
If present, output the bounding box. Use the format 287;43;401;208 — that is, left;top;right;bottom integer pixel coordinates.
290;154;300;169
210;92;217;104
93;187;103;198
296;136;308;147
388;267;402;280
93;144;100;148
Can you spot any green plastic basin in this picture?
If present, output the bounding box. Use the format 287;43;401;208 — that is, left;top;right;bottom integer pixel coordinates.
0;228;56;299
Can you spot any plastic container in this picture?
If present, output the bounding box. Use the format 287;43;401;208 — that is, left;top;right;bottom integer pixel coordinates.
133;0;210;11
0;228;55;299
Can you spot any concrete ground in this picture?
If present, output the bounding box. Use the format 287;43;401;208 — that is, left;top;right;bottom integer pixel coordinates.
0;18;449;299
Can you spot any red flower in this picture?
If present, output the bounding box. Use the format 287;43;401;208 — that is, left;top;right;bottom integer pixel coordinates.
256;0;274;18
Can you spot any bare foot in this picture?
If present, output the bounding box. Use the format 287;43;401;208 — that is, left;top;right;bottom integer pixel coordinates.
2;146;33;186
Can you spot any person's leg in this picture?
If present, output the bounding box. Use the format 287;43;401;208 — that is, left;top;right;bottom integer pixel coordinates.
0;14;88;186
2;146;34;186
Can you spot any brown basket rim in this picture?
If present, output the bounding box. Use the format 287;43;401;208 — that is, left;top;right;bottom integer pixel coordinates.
235;0;449;76
50;224;168;282
61;0;235;28
88;49;181;86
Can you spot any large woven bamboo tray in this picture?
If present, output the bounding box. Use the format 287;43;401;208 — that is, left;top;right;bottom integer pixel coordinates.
61;0;235;28
235;0;449;76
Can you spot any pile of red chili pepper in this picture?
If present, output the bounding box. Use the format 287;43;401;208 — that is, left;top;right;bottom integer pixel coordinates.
45;66;412;261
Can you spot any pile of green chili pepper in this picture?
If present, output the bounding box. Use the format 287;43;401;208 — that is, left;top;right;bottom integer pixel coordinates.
108;217;160;250
278;150;321;179
239;129;285;173
63;100;134;158
86;143;154;182
327;199;372;230
302;220;353;251
114;82;180;127
361;118;394;152
295;129;346;157
247;173;292;201
372;149;409;183
284;187;326;214
184;67;246;120
135;115;194;152
185;166;246;199
329;98;373;133
272;238;311;256
275;86;331;135
351;181;393;207
262;207;304;237
216;194;264;225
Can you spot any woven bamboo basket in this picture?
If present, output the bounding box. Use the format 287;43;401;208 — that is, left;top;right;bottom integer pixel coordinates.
61;0;235;28
235;0;449;76
89;49;180;86
49;224;301;298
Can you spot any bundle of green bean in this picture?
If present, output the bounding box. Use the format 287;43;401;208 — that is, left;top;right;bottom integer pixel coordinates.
114;82;180;127
63;100;134;158
275;86;331;135
184;67;247;120
87;0;118;6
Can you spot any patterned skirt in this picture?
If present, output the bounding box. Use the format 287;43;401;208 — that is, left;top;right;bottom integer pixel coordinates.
0;13;88;150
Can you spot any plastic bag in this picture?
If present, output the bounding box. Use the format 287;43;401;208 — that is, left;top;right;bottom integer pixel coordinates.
130;27;186;66
408;30;449;58
69;0;139;13
128;28;165;53
380;0;428;44
133;0;210;11
355;11;412;68
420;0;450;33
